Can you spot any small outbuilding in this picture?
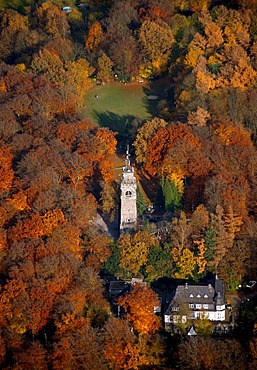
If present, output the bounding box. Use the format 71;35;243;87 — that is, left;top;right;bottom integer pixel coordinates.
62;6;72;13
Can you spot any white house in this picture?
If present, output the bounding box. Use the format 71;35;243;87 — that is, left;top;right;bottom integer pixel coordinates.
164;275;226;328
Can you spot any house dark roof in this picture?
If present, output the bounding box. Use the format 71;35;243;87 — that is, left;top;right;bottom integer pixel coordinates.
174;283;215;305
165;275;225;315
109;280;130;296
214;275;225;306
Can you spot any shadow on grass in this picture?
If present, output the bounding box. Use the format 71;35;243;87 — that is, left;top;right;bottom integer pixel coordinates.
92;110;146;149
143;76;175;117
141;93;160;117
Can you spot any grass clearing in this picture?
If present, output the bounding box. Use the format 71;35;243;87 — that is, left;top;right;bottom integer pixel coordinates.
81;82;161;134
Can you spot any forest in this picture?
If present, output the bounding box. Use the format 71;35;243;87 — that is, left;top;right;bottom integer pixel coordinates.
1;0;257;369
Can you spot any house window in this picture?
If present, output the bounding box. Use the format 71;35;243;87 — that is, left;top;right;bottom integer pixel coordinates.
203;304;208;309
190;294;194;298
196;304;202;309
204;294;208;298
189;304;194;308
197;294;201;298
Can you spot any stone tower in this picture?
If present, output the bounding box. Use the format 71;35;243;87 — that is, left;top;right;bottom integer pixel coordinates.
120;146;137;232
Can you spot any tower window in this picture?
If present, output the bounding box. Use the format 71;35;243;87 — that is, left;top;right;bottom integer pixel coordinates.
125;190;132;197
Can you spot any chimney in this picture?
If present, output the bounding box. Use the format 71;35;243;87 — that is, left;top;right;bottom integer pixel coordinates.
185;283;188;289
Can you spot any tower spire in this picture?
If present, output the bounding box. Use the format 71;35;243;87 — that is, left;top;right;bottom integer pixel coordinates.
125;145;131;168
120;145;137;232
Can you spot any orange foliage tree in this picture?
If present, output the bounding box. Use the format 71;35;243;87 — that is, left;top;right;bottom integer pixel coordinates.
85;21;104;52
0;144;14;193
118;283;161;335
103;317;138;370
8;209;65;242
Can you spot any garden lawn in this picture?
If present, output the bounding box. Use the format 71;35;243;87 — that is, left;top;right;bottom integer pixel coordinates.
82;82;157;134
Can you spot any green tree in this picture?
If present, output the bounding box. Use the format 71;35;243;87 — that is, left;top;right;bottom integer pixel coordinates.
194;316;213;337
136;184;148;216
145;243;174;282
204;228;217;263
104;244;121;276
161;177;182;212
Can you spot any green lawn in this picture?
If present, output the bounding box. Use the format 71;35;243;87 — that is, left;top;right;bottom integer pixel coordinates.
82;82;160;134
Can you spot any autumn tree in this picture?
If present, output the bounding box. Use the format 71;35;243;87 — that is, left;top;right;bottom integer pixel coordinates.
82;229;112;269
0;9;39;62
178;337;246;370
175;5;256;125
108;31;141;78
118;283;161;335
134;117;168;165
103;317;139;370
144;122;208;186
103;315;166;369
96;53;114;83
36;2;70;39
170;211;209;279
100;181;118;220
103;0;141;78
82;266;111;327
0;143;14;193
85;21;104;53
30;47;65;84
31;51;93;108
188;106;210;127
194;316;213;338
14;342;48;370
139;19;174;78
118;230;159;277
176;0;211;12
51;318;107;370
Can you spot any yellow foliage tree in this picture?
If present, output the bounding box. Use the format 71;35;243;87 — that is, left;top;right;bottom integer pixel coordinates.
195;239;207;274
194;315;213;337
188;106;210;127
172;247;196;279
162;163;186;195
223;206;243;242
184;46;204;68
64;58;94;106
118;230;158;277
7;190;30;211
139;19;174;76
